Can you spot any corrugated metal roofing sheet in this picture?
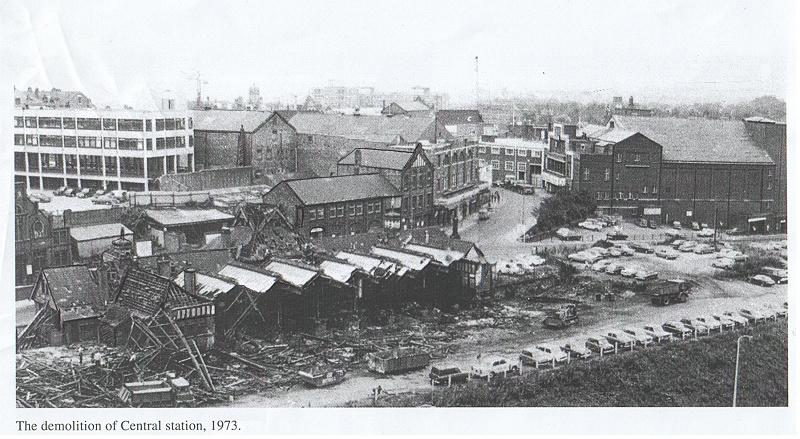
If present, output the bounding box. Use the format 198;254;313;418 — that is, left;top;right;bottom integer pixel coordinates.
174;271;236;299
404;243;466;267
318;260;358;284
263;261;317;288
370;246;431;271
218;264;277;294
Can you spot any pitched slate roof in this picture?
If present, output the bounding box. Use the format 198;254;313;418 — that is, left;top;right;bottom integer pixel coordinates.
277;174;400;205
337;148;414;170
612;116;774;164
38;265;103;310
390;101;431;112
192;110;270;132
436;109;484;125
286;112;444;143
145;208;234;227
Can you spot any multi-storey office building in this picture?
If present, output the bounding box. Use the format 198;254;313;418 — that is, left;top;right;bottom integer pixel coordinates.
477;137;547;187
13;108;195;192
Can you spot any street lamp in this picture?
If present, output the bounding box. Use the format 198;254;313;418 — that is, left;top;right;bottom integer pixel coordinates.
733;335;753;407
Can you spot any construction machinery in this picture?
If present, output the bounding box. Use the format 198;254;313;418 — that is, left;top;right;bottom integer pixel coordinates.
542;304;578;328
650;279;691;306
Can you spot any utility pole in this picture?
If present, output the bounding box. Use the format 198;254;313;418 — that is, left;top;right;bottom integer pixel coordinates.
474;56;480;109
733;335;753;407
713;204;719;249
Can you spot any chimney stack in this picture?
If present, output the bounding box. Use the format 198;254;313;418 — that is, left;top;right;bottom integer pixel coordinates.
425;230;429;244
157;257;171;277
629;96;634;107
184;268;197;293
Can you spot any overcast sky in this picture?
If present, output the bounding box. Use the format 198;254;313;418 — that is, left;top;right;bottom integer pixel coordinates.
4;0;794;109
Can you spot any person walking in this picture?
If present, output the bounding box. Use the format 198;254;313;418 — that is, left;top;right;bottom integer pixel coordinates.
78;346;84;365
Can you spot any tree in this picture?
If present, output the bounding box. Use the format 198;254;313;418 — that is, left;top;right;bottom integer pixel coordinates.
248;84;263;111
233;96;245;110
533;189;597;232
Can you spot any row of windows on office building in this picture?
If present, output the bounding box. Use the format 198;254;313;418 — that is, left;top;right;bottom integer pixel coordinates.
14;116;192;131
488;160;540;172
14;134;192;150
435;146;477;166
478;146;544;158
595;190;659;201
306;200;386;222
18;153;150;176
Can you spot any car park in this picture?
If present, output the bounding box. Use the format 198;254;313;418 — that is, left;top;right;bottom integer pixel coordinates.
749;274;775;287
642;324;673;342
680;318;710;335
662;321;693;339
605;330;636;350
470;356;519;379
622;327;654;346
720;311;750;327
629;242;654;254
429;366;470;386
560;341;592;359
655;247;679;260
585;336;616;355
695;315;723;332
738;308;767;324
635;270;658;281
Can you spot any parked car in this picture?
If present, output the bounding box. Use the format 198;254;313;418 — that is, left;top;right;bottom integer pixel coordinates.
63;187;77;197
52;186;67;196
629;242;654;254
749;274;775;287
638;218;649;228
578;220;602;231
697;228;715;238
620;266;639;278
762;303;787;319
29;192;52;203
92;194;114;205
605;330;636;349
739;308;767;324
92;189;107;198
712;258;735;270
695;315;723;332
717;249;748;262
429;365;470;386
678;241;697;252
691;222;700;231
670;239;686;249
725;227;745;236
604;263;624;275
607;247;623;258
622;327;654;346
680;318;710;335
635;270;658;281
76;187;95;198
478;208;490;221
616;244;635;256
719;311;750;327
642;324;673;343
110;189;129;201
470;356;519;379
520;344;567;367
693;243;714;254
561;340;592;359
556;228;581;241
662;321;693;339
655;247;679;260
760;267;788;284
585;336;616;355
758;305;777;321
672;221;682;229
706;314;734;330
606;231;628;241
592;260;611;272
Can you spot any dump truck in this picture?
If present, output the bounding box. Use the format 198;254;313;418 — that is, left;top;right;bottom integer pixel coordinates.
542;304;578;328
117;374;195;407
650;279;691;306
367;347;431;374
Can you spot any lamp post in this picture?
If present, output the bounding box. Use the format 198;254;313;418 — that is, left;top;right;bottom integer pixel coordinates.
733;335;753;407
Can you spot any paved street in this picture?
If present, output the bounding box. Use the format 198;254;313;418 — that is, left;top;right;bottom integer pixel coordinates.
458;187;545;262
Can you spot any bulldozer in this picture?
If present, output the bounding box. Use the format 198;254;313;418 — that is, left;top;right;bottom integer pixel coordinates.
542;303;578;329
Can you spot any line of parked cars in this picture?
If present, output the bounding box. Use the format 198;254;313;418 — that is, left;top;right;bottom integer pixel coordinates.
51;186;128;205
427;302;786;386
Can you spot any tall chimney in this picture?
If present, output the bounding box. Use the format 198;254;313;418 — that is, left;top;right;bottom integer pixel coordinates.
184;268;197;293
629;96;634;107
451;215;460;240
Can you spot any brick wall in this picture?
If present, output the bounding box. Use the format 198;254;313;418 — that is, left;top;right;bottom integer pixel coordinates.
156;166;253;191
194;130;249;170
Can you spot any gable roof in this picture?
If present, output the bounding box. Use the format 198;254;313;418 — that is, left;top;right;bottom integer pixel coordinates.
37;265;103;311
385;101;431;113
192;110;270;132
436;109;484;125
318;259;359;284
276;173;400;206
371;246;432;271
114;268;206;319
612;116;774;164
263;259;319;289
337;148;415;170
218;262;277;294
286;112;445;143
174;270;237;299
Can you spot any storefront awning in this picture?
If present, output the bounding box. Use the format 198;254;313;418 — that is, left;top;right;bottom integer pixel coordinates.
748;217;767;223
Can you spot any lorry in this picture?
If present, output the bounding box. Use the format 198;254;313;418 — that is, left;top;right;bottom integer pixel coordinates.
650;279;690;306
367;347;431;374
542;304;578;328
117;374;195;407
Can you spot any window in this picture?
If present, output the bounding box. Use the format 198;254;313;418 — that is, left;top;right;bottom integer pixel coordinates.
317;208;324;218
38;117;62;129
505;148;514;156
355;203;363;215
14;134;24;145
102;118;117;130
76;118;100;130
166;137;176;148
766;200;773;210
532;151;542;158
165;119;176;130
146;139;152;150
634;153;641;162
517;162;526;171
146;120;152;131
39;135;62;147
615;171;620;181
628;192;633;200
767;181;773;190
103;138;117;149
31;220;44;239
63;136;76;148
768;169;774;178
25;117;37;128
176;118;185;130
26;135;38;146
491;160;500;170
337;205;344;217
604;192;610;200
155;119;165;131
616;153;622;163
604;168;610;181
518;149;527;157
329;206;336;218
14;117;23;128
118;119;144;131
596;192;602;200
308;209;316;220
505;161;514;171
77;136;99;148
652;186;657;194
478;147;486;153
62;117;75;129
176;136;185;148
491;147;500;155
156;138;165;149
643;186;648;194
583;168;590;181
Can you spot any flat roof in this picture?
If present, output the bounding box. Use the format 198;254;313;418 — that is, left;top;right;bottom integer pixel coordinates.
70;223;132;242
145;208;234;227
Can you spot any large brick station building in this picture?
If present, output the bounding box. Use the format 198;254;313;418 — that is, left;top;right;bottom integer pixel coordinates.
262;173;402;238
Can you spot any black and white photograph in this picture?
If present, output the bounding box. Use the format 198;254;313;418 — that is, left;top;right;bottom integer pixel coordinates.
2;0;795;435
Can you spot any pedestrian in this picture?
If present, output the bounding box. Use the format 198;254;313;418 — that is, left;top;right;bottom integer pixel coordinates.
377;385;382;396
78;346;84;365
93;352;101;367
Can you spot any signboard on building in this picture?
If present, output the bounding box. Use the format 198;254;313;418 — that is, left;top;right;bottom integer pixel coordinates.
643;207;662;216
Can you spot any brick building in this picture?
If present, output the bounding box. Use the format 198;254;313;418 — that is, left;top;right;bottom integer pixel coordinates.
15;182;73;285
262;173;402;238
436;110;484;141
192;110;297;174
337;145;435;229
742;117;787;232
477;137;547;187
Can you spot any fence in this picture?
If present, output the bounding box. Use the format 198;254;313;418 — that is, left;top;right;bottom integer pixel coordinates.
63;206;128;228
156;166;253;192
128;191;212;208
